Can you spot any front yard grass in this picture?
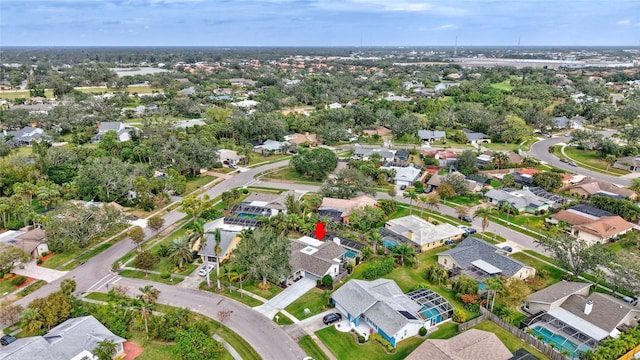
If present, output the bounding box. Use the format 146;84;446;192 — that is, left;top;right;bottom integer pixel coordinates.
118;269;183;285
472;320;549;360
316;326;424;360
273;312;294;325
562;146;629;176
185;175;217;193
201;284;264;307
426;321;458;339
247;152;290;166
285;287;330;320
241;280;283;300
482;142;521;152
263;167;323;183
299;335;330;360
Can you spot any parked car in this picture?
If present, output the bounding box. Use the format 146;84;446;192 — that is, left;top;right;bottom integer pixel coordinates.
1;335;16;346
459;215;472;223
569;161;578;167
229;164;238;169
559;158;568;163
466;227;477;235
198;264;215;276
400;184;407;190
445;240;456;245
322;313;342;325
502;246;513;253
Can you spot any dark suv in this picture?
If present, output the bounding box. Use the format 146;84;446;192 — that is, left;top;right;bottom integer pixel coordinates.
1;335;16;346
459;215;472;223
322;313;342;325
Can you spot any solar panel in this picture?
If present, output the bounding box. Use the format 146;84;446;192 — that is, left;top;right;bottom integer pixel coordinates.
399;310;418;320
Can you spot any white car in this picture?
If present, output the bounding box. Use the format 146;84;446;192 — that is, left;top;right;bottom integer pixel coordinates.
198;264;215;276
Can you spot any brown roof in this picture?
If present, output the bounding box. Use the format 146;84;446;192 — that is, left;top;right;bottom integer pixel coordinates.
320;195;377;217
362;126;392;136
570;178;636;198
574;215;634;238
287;133;318;145
551;210;595;226
561;292;639;333
506;151;523;164
406;329;512;360
15;228;45;242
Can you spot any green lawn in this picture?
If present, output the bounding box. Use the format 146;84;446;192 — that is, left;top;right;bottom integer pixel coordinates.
316;327;424;360
426;321;458;339
16;280;46;298
263;167;323;183
118;269;183;284
299;335;330;360
435;139;474;149
248;152;290;166
491;80;514;92
273;312;294;325
240;280;283;300
472;321;549;360
285;288;331;320
447;194;484;207
185;175;217;193
201;284;264;307
482;142;521;152
492;213;547;230
562;146;629;176
0;278;18;295
511;252;564;287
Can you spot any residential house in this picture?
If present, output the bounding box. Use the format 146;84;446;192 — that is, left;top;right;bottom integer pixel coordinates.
173;119;206;129
10;103;54;115
462;129;491;144
0;228;48;259
418;130;447;143
437;237;536;280
362;126;392;137
573;216;634;245
216;149;243;165
426;173;444;190
196;218;244;264
318;195;377;224
288;236;346;284
552;115;585;130
0;316;126;360
332;279;425;348
405;329;513;360
0;126;48;147
434;82;460;94
523;281;640;346
566;177;637;200
484;188;554;213
394;149;410;163
613;156;640;173
252;139;290;154
511;168;541;186
423;150;458;167
476;153;493;165
231;99;260;109
327;102;343;109
379;165;422;187
380;215;466;252
352;146;395;162
284;132;320;146
506;151;524;165
229;78;257;87
92;122;136;143
231;190;301;218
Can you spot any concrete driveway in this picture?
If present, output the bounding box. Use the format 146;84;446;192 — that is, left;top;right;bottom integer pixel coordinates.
254;277;316;319
13;260;67;283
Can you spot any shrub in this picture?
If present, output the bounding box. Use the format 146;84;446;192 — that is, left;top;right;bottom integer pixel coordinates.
376;247;386;255
241;188;249;194
464;302;480;313
355;256;360;266
11;276;27;286
36;259;43;265
358;335;366;343
160;271;171;279
321;274;333;287
362;258;395;280
346;263;353;274
419;327;427;336
40;251;49;257
459;293;479;304
452;309;466;323
369;333;395;352
156;244;170;257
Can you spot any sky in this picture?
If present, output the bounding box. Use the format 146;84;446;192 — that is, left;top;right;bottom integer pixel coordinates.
1;0;640;47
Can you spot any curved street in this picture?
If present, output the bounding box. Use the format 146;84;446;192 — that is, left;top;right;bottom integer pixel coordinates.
528;133;631;187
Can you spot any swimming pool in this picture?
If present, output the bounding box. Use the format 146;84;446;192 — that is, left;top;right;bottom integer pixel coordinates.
478;282;487;290
531;326;589;358
383;240;397;249
345;249;358;259
420;306;442;324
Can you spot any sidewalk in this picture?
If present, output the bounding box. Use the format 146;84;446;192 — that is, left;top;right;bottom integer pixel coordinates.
13;260;67;282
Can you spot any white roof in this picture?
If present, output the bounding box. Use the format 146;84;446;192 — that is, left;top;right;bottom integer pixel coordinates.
249;201;269;207
472;259;502;274
547;307;610;340
297;235;324;248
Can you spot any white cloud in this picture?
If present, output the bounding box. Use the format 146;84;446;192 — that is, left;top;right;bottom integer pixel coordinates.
618;19;631;25
438;24;458;30
314;0;466;15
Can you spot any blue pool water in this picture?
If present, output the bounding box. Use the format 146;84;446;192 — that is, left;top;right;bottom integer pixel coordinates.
238;213;256;219
383;240;397;249
345;249;358;259
478;282;487;290
531;326;589;358
420;306;442;324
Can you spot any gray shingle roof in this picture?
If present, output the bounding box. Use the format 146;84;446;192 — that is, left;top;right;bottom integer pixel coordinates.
527;281;591;304
418;130;446;140
290;238;345;278
438;237;528;277
560;292;639;333
332;279;423;336
0;316;125;360
198;229;237;258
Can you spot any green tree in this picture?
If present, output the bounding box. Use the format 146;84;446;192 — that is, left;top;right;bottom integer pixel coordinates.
0;244;30;274
128;226;146;250
231;229;291;288
500;278;531;309
349;205;385;231
27;291;72;330
437;183;456;199
321;168;376;199
532;172;563;192
403;189;419;215
180;195;215;223
473;206;494;238
168;237;193;269
290;148;338;180
630;178;640;194
425;264;448;286
60;278;77;296
456;150;478;175
535;233;614;278
442;172;468;195
137;285;160;335
173;328;224;360
93;340;118;360
147;215;165;233
135;250;159;277
392;243;417;267
485;276;503;311
492;152;510;170
367;230;383;254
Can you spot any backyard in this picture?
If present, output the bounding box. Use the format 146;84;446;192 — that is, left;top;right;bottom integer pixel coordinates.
316;326;424;360
473;320;549;360
262;166;323;184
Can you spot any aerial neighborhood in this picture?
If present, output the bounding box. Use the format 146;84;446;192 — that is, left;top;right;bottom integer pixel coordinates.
2;46;640;360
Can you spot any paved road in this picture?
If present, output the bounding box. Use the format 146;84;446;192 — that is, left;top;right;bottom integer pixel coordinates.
528;134;631;187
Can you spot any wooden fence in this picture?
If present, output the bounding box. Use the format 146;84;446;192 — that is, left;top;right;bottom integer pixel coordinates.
458;308;570;360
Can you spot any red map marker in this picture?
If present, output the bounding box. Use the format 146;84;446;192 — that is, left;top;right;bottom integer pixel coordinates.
315;222;326;240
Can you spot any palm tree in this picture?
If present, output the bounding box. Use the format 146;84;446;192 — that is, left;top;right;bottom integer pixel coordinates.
424;192;441;212
214;228;222;290
473;206;494;239
367;229;383;254
630;178;640;194
92;340;117;360
485;276;503;312
492;152;510;170
455;206;469;219
392;243;417;266
138;285;160;335
403;189;418;215
168;237;193;269
417;194;428;217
